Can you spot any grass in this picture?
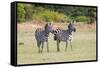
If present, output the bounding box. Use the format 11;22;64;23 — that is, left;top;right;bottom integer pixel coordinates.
17;23;96;64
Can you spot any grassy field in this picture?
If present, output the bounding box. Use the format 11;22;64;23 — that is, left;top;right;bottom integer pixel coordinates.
17;23;96;64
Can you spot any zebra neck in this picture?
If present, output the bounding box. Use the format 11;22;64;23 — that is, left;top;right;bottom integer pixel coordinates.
44;30;49;37
67;29;72;35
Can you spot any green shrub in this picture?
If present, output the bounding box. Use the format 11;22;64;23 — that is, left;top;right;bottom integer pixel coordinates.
76;16;88;22
17;4;96;24
17;3;26;22
32;9;67;23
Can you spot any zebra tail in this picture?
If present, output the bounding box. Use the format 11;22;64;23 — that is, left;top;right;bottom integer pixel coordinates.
54;35;57;40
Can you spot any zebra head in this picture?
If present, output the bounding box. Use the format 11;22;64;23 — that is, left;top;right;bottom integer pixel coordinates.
68;21;76;32
44;23;54;33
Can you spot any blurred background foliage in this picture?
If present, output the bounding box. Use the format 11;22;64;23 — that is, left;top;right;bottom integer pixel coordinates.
17;3;97;24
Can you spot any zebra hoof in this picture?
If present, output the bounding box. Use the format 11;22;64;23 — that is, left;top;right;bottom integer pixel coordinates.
57;50;60;52
65;49;67;51
38;51;40;53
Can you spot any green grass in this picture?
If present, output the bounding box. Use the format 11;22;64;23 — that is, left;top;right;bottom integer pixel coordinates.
17;24;96;64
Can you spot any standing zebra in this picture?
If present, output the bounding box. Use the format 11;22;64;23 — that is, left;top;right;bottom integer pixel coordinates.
35;23;53;53
53;22;76;52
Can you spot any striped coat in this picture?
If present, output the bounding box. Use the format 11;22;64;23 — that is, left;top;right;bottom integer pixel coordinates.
35;23;53;53
53;23;76;52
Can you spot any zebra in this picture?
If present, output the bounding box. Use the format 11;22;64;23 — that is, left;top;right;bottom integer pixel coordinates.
35;23;53;53
52;21;76;52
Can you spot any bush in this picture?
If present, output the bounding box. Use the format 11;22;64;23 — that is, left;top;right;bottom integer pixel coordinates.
32;9;67;23
17;4;96;24
75;16;88;22
17;3;26;22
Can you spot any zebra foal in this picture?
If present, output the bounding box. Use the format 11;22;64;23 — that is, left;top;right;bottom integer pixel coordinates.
53;22;76;52
35;23;53;53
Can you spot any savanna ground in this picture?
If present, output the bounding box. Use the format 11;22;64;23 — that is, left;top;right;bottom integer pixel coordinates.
17;22;96;65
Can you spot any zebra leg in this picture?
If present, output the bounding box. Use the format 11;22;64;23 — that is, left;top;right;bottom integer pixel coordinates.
41;42;44;53
37;41;41;53
65;41;68;51
57;41;60;52
46;41;49;52
70;40;72;51
38;45;40;53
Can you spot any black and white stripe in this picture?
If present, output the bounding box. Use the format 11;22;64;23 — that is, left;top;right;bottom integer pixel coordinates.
53;22;76;52
35;23;53;53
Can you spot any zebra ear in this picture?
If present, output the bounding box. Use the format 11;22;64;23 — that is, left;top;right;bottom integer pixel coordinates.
70;20;73;24
49;22;53;26
68;23;70;29
73;20;76;23
74;20;76;23
45;23;48;29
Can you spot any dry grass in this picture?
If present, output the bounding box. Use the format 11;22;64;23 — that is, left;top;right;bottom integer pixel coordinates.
17;22;96;64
